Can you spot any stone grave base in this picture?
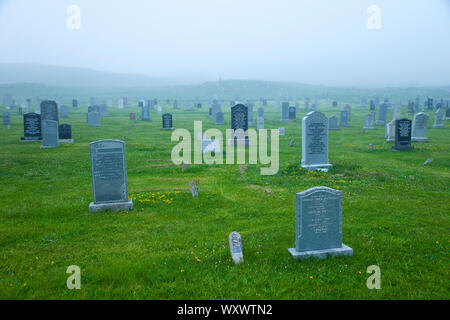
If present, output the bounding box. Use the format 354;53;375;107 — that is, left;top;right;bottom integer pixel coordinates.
412;137;428;142
40;145;58;149
375;120;385;126
301;163;332;171
392;145;414;151
288;244;353;260
20;137;41;142
363;127;374;130
328;128;339;130
89;200;133;213
162;128;173;131
59;139;74;143
433;124;444;129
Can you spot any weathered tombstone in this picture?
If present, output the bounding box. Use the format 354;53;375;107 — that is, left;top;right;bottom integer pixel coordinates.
229;232;244;264
89;140;133;212
288;187;353;260
363;113;375;130
344;105;351;120
182;162;189;172
2;112;11;125
339;110;348;127
18;105;23;116
72;99;78;108
60;105;69;119
215;111;224;125
21;113;42;141
41;100;59;123
392;119;412;151
87;111;101;127
189;180;199;197
289;107;296;120
58;124;73;143
393;103;401;120
162;113;173;130
142;105;150;121
301;111;332;171
230;104;248;146
426;97;433;110
99;105;108;118
41;120;59;148
332;101;338;108
257;116;264;132
281;102;289;122
328;115;339;130
407;101;415;116
385;120;395;142
138;100;144;108
433;108;444;129
412;112;429;142
376;103;388;125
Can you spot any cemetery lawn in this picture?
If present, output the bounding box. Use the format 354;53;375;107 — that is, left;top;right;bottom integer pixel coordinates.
0;103;449;300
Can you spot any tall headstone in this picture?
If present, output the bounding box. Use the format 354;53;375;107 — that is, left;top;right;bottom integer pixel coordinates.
376;103;388;125
162;114;173;130
41;100;59;123
247;104;254;126
301;111;332;171
41;120;59;148
257;116;264;132
445;107;450;120
60;105;69;119
288;187;353;260
339;110;348;127
142;105;150;121
21;113;42;141
344;105;351;120
289;107;296;120
328;115;338;130
89;140;133;212
281;102;289;122
412;112;429;142
433;108;444;129
257;107;264;118
392;119;412;151
72;99;78;108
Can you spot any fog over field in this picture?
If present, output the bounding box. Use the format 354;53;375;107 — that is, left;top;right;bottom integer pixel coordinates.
0;0;449;87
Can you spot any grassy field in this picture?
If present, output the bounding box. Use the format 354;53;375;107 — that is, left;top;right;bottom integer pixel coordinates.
0;101;448;299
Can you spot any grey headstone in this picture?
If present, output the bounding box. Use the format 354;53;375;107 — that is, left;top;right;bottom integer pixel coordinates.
142;105;150;121
288;187;353;260
281;102;289;122
257;116;264;131
41;119;59;148
385;120;395;142
41;100;58;123
376;103;388;125
60;105;69;119
433;108;444;129
215;111;224;125
87;111;101;127
328;116;338;130
363;113;375;130
301;111;332;171
289;107;296;120
339;110;348;127
412;112;429;142
2;112;10;125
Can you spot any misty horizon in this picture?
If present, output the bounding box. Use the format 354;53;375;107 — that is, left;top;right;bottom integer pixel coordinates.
1;0;450;87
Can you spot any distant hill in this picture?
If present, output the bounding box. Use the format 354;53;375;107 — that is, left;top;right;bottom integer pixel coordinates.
0;64;191;88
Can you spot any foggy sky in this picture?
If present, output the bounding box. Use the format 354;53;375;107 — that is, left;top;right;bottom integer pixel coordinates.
0;0;449;87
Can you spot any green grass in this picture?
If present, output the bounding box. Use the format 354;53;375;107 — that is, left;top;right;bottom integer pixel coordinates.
0;101;449;299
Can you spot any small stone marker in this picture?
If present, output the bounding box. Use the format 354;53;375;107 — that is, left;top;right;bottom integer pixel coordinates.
21;113;42;141
328;116;339;130
412;112;429;142
89;139;133;213
278;127;285;136
129;113;136;121
423;158;433;165
288;187;353;260
392;118;412;151
189;180;199;197
229;232;244;264
301;111;332;171
182;163;189;172
58;124;74;143
41;120;59;148
162;114;173;130
290;140;295;147
369;144;374;151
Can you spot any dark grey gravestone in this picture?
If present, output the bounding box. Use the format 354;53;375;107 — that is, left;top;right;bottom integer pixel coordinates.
21;113;42;141
328;115;338;130
138;101;144;108
392;119;412;151
231;104;249;146
87;111;101;127
247;104;254;126
445;107;450;120
281;102;289;122
41;101;58;123
332;101;338;107
370;100;375;111
162;114;173;130
229;232;244;264
41;119;59;148
89;140;133;212
412;112;429;142
18;106;23;116
58;124;73;143
60;105;69;118
2;112;11;125
72;99;78;108
288;187;353;260
339;110;348;127
301;111;332;171
289;107;296;120
433;108;444;129
215;112;224;125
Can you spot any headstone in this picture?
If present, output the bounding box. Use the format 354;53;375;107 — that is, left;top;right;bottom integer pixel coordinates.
60;105;69;118
392;119;412;151
118;99;124;109
173;100;178;109
281;102;289;122
215;111;224;125
89;140;133;212
87;111;101;127
41;101;59;123
369;144;374;151
257;107;264;118
339;110;348;127
363;113;375;130
189;180;199;197
385;120;395;142
301;111;332;171
376;103;388;125
21;113;42;141
433;108;444;129
257;116;264;132
288;187;353;260
426;97;433;110
344;105;351;120
142;105;151;121
157;106;162;115
411;112;429;142
328;115;339;130
290;140;295;147
445;107;450;120
289;107;296;120
229;232;244;264
72;99;78;108
162;114;173;130
2;112;11;125
247;104;254;126
41;120;59;148
278;127;285;136
58;124;73;143
26;99;31;113
407;101;415;116
99;105;108;118
370;100;375;111
332;101;338;108
393;103;401;120
230;104;249;146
